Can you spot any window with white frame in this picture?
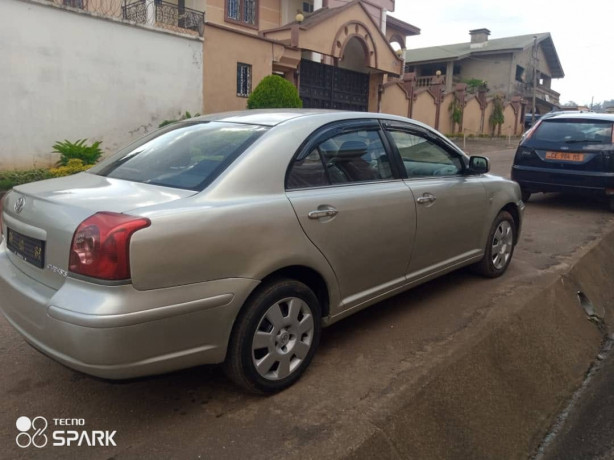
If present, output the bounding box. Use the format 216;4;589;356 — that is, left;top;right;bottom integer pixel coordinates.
302;1;314;13
237;63;252;97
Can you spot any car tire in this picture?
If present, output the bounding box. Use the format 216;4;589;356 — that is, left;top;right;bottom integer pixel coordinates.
609;197;614;213
472;211;516;278
521;188;531;202
224;278;321;394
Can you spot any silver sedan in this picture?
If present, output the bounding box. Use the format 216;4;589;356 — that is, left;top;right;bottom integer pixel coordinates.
0;110;523;393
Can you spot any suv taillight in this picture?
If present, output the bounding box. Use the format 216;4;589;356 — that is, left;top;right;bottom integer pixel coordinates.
69;212;150;281
514;146;535;163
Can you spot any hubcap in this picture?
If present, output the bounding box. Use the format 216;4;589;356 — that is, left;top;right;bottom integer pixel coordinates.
491;220;513;270
251;297;314;381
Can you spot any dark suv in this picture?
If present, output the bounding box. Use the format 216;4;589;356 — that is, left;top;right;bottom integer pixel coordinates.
512;113;614;211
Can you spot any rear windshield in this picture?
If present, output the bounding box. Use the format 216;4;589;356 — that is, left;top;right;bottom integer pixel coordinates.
90;122;268;191
532;120;613;145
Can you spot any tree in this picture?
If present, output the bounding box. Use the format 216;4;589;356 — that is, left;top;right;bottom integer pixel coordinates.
448;97;463;134
247;75;302;109
489;95;505;136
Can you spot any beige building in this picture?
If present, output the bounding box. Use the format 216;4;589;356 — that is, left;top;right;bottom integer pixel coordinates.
69;0;420;113
404;29;565;116
202;0;419;113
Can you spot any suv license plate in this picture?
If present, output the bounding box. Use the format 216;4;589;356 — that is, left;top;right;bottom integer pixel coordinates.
545;151;584;162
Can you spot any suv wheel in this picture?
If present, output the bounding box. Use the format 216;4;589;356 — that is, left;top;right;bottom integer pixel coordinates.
225;278;321;394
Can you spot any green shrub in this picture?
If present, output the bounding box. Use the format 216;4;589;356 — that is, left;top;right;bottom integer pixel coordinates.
159;111;200;128
247;75;302;109
0;169;52;190
48;159;91;178
0;160;93;191
462;78;488;94
53;139;102;166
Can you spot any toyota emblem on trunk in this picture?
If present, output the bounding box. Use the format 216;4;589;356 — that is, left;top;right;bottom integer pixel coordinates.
14;197;26;214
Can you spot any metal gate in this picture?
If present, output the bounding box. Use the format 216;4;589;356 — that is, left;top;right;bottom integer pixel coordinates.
299;59;369;112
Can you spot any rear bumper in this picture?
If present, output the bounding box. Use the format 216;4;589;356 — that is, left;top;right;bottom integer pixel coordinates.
512;165;614;195
0;244;259;379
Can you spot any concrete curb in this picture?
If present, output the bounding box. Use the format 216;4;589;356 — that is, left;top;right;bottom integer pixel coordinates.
344;231;614;459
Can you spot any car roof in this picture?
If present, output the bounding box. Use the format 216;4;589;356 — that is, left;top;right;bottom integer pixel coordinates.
541;112;614;122
187;109;433;129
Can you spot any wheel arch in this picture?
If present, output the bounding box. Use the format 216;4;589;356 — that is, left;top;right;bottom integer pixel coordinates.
256;266;331;320
501;202;521;244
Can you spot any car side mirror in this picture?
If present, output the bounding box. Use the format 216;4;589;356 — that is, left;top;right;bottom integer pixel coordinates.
468;156;490;174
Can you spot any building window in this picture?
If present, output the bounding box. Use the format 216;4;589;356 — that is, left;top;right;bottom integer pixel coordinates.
302;1;314;13
516;65;525;82
237;63;252;97
226;0;258;26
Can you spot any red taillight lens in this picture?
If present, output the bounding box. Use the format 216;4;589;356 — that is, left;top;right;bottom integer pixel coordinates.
69;212;150;281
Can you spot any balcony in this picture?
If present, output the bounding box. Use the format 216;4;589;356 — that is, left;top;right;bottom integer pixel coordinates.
123;1;204;35
415;75;446;88
46;0;204;36
536;84;560;105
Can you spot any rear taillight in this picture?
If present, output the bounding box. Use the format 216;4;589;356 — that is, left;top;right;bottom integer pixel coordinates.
515;146;534;162
69;212;150;281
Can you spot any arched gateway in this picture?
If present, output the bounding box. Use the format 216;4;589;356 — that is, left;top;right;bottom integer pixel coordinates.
262;1;408;112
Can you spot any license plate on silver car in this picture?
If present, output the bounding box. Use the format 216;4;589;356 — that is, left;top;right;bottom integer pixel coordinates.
7;228;45;268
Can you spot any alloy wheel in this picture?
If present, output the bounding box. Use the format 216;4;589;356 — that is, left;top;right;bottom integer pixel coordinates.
251;297;315;381
491;220;513;270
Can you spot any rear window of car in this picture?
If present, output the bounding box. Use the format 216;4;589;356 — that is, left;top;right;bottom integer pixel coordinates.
90;122;267;191
532;120;613;145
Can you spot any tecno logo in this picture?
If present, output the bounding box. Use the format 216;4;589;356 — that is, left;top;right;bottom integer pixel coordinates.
16;416;48;448
15;416;117;448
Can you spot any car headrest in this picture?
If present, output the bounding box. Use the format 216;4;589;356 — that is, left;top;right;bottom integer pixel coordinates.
337;140;368;159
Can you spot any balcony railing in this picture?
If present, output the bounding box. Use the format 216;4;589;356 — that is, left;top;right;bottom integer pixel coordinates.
416;75;446;88
536;84;560;104
123;1;204;35
46;0;204;36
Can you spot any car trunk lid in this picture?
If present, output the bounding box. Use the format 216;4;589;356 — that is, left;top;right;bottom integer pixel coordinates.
2;172;195;290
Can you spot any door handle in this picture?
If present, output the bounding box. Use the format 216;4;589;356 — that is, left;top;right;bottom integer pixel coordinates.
416;193;437;204
308;208;338;219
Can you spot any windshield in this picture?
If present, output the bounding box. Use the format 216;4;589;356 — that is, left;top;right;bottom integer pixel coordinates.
90;122;268;190
532;120;613;145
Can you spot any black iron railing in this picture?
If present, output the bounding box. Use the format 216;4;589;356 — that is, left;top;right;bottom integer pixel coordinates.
123;0;204;35
49;0;204;35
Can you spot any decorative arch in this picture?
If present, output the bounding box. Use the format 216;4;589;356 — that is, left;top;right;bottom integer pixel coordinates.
389;33;406;51
331;21;378;69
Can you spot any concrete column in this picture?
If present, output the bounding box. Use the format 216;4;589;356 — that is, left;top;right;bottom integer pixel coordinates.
311;1;323;62
381;9;387;34
446;61;454;92
146;0;155;26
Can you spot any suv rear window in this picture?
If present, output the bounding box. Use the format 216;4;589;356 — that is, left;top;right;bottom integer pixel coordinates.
90;122;267;191
533;120;613;145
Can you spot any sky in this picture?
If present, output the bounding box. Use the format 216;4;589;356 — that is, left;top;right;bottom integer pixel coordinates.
390;0;614;106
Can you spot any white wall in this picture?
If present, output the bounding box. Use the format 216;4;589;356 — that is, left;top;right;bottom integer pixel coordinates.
0;0;203;169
